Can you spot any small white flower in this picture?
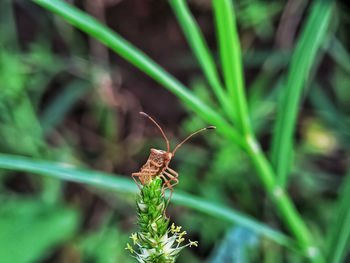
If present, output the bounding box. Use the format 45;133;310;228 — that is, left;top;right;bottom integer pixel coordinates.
151;222;157;231
137;203;147;212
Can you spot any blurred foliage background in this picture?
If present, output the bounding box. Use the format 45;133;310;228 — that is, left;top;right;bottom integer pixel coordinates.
0;0;350;262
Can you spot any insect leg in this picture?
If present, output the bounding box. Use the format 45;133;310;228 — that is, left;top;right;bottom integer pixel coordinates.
163;171;179;190
135;167;159;187
159;173;172;219
150;160;162;168
164;168;179;190
166;167;178;176
141;168;158;174
159;174;170;196
161;171;180;215
131;173;143;190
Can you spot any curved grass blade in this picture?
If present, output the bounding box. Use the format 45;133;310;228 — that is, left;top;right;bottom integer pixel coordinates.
270;0;333;187
325;35;350;73
168;0;235;123
211;2;324;259
0;153;295;249
0;0;18;48
31;0;244;148
325;171;350;263
213;0;251;135
172;191;297;250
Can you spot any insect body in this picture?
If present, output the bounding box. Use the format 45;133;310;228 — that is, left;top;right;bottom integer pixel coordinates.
132;148;173;187
132;112;215;206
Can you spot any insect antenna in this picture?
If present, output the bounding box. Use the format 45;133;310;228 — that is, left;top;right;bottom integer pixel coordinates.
172;126;216;155
140;112;170;152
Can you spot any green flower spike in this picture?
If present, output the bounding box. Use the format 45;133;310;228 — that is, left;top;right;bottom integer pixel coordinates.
126;176;198;263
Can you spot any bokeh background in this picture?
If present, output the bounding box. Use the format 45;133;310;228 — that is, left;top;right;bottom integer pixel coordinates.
1;0;350;262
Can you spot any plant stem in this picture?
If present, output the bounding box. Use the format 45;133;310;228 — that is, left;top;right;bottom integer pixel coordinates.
213;0;251;134
212;0;327;260
245;135;325;263
270;0;333;187
169;0;235;124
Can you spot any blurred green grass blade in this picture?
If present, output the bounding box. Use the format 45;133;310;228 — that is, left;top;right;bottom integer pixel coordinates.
270;0;333;186
0;198;79;263
325;171;350;263
207;226;259;263
32;0;244;147
5;96;45;156
213;0;251;134
41;79;91;135
0;153;295;249
168;0;235;123
172;191;296;250
0;50;44;156
0;0;17;47
79;224;132;262
0;154;136;193
326;35;350;73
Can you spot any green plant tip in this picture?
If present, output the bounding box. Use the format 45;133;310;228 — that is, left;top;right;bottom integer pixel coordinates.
126;176;198;263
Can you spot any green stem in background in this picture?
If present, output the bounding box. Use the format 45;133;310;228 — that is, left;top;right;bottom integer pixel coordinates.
212;0;325;259
270;0;333;187
0;0;18;48
325;35;350;73
325;171;350;263
0;153;294;249
212;0;327;261
245;136;324;263
168;0;236;124
213;0;251;135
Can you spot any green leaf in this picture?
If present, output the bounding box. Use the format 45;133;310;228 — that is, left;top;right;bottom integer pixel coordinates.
0;153;294;249
172;190;296;250
213;0;251;134
79;225;132;263
0;0;17;47
325;35;350;74
0;198;79;263
325;171;350;263
270;0;333;186
207;226;259;263
169;0;234;123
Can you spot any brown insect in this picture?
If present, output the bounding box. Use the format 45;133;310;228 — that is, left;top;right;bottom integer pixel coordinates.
132;112;215;207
